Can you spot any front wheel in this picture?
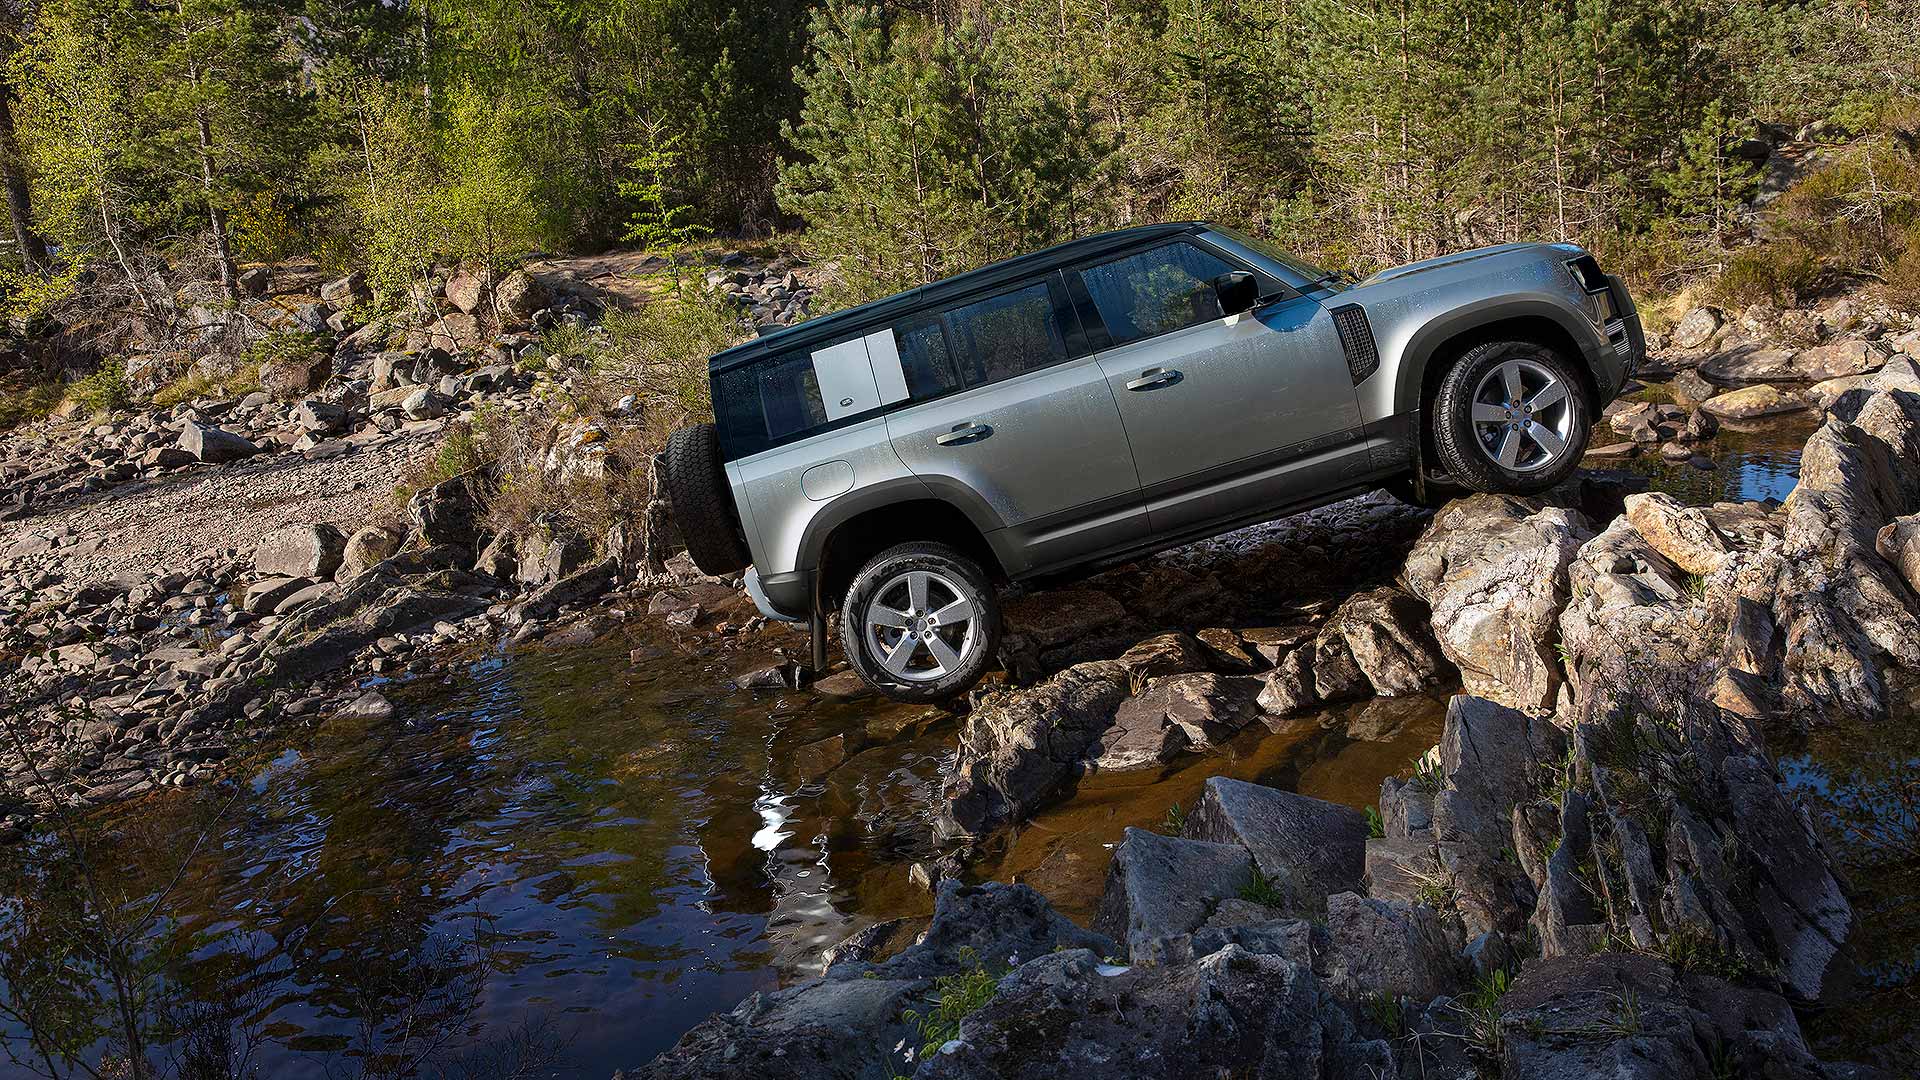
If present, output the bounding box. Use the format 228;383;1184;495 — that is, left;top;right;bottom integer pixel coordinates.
1431;340;1591;494
839;542;1000;703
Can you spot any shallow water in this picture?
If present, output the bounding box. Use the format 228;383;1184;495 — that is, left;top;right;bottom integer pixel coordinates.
1585;408;1818;506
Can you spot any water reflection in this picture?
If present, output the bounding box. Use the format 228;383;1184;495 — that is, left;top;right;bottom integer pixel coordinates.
1587;411;1818;506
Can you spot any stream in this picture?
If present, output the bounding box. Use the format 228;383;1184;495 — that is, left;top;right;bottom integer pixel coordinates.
3;404;1910;1076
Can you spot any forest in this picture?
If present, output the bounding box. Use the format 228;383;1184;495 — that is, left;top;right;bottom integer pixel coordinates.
0;0;1916;368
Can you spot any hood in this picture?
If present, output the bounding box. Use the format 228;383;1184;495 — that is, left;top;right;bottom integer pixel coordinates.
1352;242;1575;288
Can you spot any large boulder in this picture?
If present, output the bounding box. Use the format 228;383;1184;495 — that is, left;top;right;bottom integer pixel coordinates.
1668;306;1722;350
1400;495;1592;712
1092;827;1252;963
444;267;493;315
939;660;1133;837
1184;777;1367;920
1317;586;1450;696
176;420;259;464
406;473;487;549
335;525;403;582
1701;383;1809;419
492;269;547;322
257;349;331;399
1622;491;1732;576
1091;673;1258;770
253;523;347;580
1322;891;1464;1002
1700;344;1800;384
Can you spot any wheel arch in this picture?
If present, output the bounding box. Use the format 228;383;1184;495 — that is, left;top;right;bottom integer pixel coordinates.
809;495;1007;611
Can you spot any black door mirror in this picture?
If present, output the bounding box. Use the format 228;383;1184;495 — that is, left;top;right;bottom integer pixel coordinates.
1212;270;1259;316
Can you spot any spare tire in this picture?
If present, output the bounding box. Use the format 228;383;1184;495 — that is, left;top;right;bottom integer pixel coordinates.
662;423;752;575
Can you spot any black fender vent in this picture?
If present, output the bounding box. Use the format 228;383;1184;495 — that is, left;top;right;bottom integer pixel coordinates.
1331;304;1378;384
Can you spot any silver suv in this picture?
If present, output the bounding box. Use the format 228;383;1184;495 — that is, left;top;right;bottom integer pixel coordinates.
664;223;1643;701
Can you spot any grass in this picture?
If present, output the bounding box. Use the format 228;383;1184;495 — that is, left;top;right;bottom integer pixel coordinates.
1684;573;1708;601
392;413;494;508
1365;805;1385;839
63;359;131;416
1237;864;1288;908
1364;991;1407;1037
1162;802;1187;834
152;362;262;407
0;379;64;429
1459;968;1512;1060
1411;749;1446;793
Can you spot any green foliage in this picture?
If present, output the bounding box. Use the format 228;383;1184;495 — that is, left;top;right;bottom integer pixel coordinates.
1365;806;1385;839
1364;991;1407;1038
1460;968;1513;1058
620;129;710;272
893;947;999;1075
64;358;130;415
1711;241;1822;308
1238;864;1288;908
0;380;65;429
1162;802;1188;834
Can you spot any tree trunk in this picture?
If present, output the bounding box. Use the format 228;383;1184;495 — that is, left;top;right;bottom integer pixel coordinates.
0;85;48;273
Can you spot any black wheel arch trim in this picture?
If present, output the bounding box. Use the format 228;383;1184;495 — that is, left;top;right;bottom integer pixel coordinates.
1390;295;1614;417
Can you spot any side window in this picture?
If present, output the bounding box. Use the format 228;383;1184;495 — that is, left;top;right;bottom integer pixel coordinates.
942;281;1070;385
893;316;962;399
758;351;829;440
1078;242;1238;347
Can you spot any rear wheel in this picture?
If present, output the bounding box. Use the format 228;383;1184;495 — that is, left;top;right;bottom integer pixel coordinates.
839;542;1000;703
661;423;752;575
1432;341;1590;494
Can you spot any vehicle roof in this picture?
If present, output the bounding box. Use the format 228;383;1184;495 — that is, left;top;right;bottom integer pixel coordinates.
709;221;1210;374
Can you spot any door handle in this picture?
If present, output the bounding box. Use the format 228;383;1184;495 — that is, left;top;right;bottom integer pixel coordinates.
936;422;993;446
1125;368;1183;391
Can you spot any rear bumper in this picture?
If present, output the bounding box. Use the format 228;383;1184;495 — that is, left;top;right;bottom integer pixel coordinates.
748;567;811;622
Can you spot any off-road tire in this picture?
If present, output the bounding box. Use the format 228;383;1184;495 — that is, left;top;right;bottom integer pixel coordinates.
661;423;752;575
840;542;1000;703
1432;340;1591;494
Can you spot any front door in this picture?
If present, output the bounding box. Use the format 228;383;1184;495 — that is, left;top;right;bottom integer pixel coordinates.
885;277;1148;577
1075;241;1366;538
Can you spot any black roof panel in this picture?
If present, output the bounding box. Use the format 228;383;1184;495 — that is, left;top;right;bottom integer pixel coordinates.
709;221;1208;373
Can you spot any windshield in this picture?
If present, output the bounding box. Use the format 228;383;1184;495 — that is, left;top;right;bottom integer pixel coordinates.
1205;225;1333;285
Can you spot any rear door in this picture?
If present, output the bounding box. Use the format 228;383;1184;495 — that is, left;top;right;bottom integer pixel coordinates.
1074;241;1366;538
884;275;1148;577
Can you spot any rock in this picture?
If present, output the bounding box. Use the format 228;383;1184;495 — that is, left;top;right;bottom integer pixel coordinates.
293;399;347;434
258;349;331;399
444;267;492;315
1622;491;1731;575
1700;345;1799;384
1318;586;1449;696
319;270;368;305
999;587;1127;650
1794;338;1886;381
139;445;196;470
336;525;404;581
1091;827;1252;963
406;473;485;548
940;660;1133;837
1322;891;1463;1002
791;734;849;780
1092;673;1256;769
1253;647;1318;720
1701;383;1808;419
242;576;310;615
1668;368;1719;404
176;421;260;464
274;580;339;614
237;266;271;295
1115;631;1210;679
254;523;347;579
401;388;452;421
492;269;547;322
1430;695;1562;853
1876;514;1920;595
1400;495;1592;711
1184;776;1367;919
1668;306;1721;350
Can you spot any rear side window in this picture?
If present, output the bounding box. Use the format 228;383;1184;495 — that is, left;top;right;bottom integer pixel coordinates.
1078;242;1236;347
894;315;962;399
943;282;1069;384
757;351;829;440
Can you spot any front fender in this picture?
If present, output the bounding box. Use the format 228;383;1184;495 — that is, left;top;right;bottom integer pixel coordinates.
1382;295;1615;419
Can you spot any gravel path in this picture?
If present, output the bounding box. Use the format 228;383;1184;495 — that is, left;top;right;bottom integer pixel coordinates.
0;430;441;587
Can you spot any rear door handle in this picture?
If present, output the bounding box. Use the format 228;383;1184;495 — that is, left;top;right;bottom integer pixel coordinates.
936;422;993;446
1125;368;1183;391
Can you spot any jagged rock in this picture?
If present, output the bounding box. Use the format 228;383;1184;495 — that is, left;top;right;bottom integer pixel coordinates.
1401;495;1591;711
1795;338;1886;381
913;946;1395;1080
1668;368;1719;404
445;267;492;315
1092;827;1254;963
1322;891;1464;1002
514;557;618;622
940;660;1132;837
242;576;311;615
237;266;271;295
1669;306;1721;350
293;399;347;434
401;388;451;421
1700;345;1800;383
1254;646;1318;720
1875;513;1920;594
474;531;518;579
336;525;403;582
406;472;485;548
258;350;331;398
1701;383;1808;419
176;421;259;464
254;523;347;579
1319;586;1449;695
1431;695;1563;853
493;269;547;321
1185;776;1367;920
1622;491;1731;575
1115;631;1210;679
1092;673;1257;769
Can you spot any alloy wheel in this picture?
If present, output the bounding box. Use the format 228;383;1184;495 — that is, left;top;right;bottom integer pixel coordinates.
1469;358;1575;474
862;569;981;682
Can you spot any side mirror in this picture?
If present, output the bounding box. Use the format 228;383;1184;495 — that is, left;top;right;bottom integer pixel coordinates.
1212;270;1259;316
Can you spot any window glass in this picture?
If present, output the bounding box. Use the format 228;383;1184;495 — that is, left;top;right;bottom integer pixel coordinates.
758;351;829;439
1079;242;1237;347
942;282;1069;385
894;316;961;399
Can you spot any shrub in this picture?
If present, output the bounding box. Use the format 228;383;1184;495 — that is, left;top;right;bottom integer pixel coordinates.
0;380;64;429
64;359;131;415
1709;241;1822;309
151;362;261;408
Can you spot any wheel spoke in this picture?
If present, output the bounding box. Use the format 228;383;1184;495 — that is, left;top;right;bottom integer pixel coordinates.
881;634;920;675
1497;429;1522;468
907;572;932;613
924;633;964;672
1501;361;1524;402
1472;402;1508;423
930;597;974;627
869;604;912;629
1527;424;1566;456
1527;379;1567;411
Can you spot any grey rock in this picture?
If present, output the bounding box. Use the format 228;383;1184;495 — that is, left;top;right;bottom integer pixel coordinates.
1185;776;1368;920
1323;891;1464;1002
337;690;394;721
1092;827;1252;964
254;523;347;580
336;525;404;582
176;421;259;464
242;576;311;615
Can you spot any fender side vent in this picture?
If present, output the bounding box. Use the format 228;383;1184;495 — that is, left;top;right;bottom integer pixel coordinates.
1331;304;1378;383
